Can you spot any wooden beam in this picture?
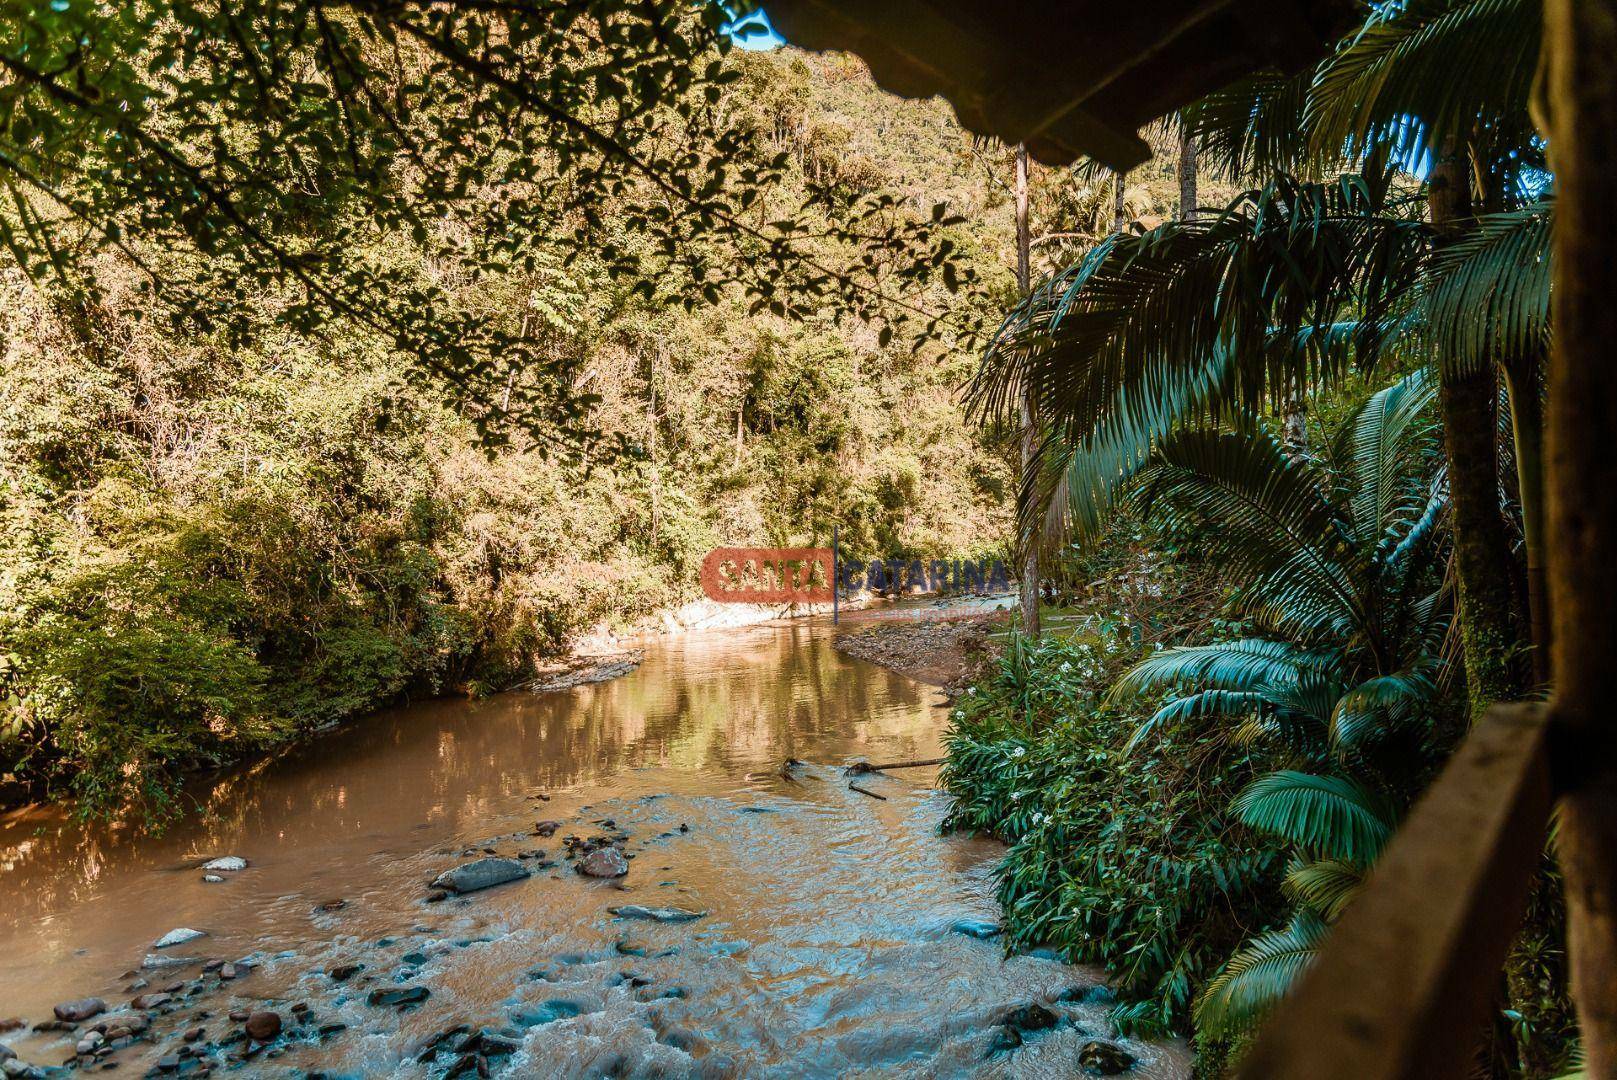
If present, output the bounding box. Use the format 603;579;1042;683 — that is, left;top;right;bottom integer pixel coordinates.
1236;704;1553;1080
1543;0;1617;1071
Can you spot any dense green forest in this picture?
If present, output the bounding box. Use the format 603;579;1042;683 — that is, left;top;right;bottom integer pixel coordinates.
0;50;999;818
0;37;1220;822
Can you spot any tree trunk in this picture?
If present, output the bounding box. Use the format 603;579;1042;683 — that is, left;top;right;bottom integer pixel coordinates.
1544;0;1617;1070
1112;167;1128;233
1177;120;1197;221
1015;143;1040;639
1501;353;1549;687
1282;376;1307;458
1428;153;1529;716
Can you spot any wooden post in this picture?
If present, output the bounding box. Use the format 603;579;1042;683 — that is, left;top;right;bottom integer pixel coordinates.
1544;0;1617;1070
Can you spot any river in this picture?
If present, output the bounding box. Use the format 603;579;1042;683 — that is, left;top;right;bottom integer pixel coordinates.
0;614;1187;1077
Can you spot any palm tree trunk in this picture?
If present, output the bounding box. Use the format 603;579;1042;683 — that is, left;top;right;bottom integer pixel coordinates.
1112;167;1127;233
1177;121;1197;221
1015;143;1040;639
1501;352;1549;687
1429;153;1529;716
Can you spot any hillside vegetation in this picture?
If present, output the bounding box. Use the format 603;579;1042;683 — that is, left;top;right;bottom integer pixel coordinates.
0;49;1047;820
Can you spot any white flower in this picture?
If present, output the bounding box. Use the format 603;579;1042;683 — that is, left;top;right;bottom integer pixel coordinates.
1012;746;1026;758
967;687;976;696
1031;811;1046;825
953;710;963;719
1058;661;1072;673
1010;790;1022;801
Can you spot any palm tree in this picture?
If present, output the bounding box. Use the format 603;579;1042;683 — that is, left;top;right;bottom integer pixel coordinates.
1192;0;1546;701
1109;371;1450;1037
975;0;1550;706
970;172;1428;550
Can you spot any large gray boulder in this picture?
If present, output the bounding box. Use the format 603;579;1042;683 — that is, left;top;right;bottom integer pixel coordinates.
432;857;530;894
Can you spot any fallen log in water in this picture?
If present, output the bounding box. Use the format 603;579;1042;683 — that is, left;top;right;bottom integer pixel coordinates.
848;783;887;800
845;758;944;776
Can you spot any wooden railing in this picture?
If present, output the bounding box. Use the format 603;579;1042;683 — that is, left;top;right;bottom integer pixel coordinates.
1237;703;1555;1079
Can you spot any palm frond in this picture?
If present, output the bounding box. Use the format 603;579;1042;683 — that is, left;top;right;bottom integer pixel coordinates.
1282;857;1366;921
1233;770;1395;862
1329;666;1440;751
1417;199;1553;371
1020;340;1235;547
1111;639;1336;703
1136;427;1368;632
1125;688;1272;752
1305;0;1542;170
1337;368;1439;548
1187;68;1318;182
971;177;1428;447
1195;909;1329;1039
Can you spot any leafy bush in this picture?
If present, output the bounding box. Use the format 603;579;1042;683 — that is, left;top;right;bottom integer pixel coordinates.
942;634;1284;1051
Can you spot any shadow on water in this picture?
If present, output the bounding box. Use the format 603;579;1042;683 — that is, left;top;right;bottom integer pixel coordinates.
0;617;1187;1078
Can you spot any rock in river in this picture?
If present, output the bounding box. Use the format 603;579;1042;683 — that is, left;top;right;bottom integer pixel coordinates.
52;998;104;1022
154;928;207;949
432;857;530;894
577;847;629;878
1079;1039;1136;1075
368;987;431;1008
607;905;706;923
244;1010;281;1042
1003;1003;1059;1034
950;918;1002;940
201;856;247;872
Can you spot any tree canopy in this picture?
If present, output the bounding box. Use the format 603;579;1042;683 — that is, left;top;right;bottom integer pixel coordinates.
0;0;970;448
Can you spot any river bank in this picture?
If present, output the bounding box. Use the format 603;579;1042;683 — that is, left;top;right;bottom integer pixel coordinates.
832;610;1006;692
0;614;1183;1079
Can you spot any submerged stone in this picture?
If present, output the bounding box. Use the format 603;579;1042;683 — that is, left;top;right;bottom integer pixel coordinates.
432;857;529;894
1003;1003;1058;1034
607;905;707;923
512;999;584;1027
1079;1039;1136;1075
950;918;1002;940
1058;984;1116;1006
154;928;207;949
987;1027;1022;1055
367;986;430;1008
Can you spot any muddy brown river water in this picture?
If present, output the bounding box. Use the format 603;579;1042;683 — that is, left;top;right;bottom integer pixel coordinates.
0;615;1188;1078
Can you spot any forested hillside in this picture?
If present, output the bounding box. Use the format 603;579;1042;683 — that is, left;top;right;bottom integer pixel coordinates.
0;49;1018;818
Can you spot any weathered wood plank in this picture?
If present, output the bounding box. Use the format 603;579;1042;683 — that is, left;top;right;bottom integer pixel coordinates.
1237;703;1553;1080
